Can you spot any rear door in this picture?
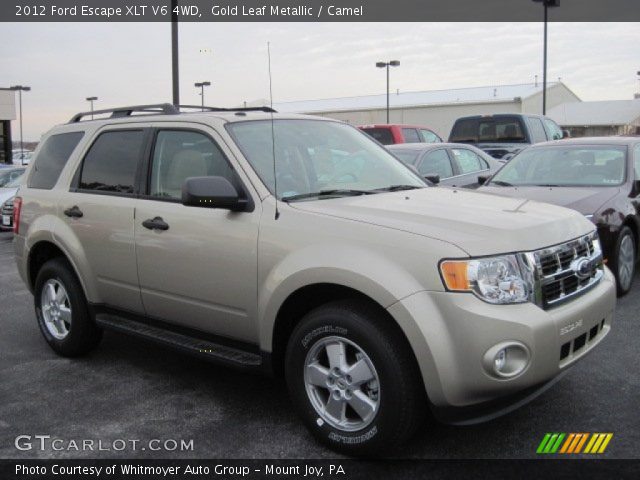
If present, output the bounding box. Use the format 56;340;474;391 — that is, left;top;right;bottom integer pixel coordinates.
134;124;260;342
63;127;148;313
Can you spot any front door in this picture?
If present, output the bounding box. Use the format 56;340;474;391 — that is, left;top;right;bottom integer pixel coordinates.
134;126;260;343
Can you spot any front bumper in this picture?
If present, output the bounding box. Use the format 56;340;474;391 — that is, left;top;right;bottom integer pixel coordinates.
387;267;616;418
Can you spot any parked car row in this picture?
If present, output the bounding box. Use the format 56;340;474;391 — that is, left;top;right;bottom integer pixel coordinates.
0;167;25;231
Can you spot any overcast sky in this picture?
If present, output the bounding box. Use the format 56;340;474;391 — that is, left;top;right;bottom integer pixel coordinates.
1;22;638;140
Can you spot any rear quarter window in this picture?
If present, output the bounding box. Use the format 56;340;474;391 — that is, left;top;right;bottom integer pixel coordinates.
28;132;84;189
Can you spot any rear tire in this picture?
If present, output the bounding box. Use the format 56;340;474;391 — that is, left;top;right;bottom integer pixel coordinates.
611;226;636;296
285;299;426;456
34;258;102;357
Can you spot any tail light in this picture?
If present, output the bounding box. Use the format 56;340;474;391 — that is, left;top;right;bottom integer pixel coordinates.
13;196;22;234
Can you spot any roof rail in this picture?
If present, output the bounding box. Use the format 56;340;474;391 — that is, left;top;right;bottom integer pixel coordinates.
68;103;179;123
178;105;277;113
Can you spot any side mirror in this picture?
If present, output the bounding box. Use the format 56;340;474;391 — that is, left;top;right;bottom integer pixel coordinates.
424;174;440;184
562;130;570;139
634;179;640;195
478;175;489;186
182;176;247;211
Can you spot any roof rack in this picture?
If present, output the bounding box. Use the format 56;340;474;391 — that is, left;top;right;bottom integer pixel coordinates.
69;103;179;123
68;103;277;123
178;105;277;113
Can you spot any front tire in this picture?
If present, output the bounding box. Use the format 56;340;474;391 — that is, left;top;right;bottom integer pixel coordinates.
34;258;102;357
285;300;426;456
611;226;636;296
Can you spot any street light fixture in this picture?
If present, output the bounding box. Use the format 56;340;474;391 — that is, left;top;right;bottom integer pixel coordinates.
86;96;98;119
532;0;560;115
194;81;211;111
10;85;31;165
376;60;400;123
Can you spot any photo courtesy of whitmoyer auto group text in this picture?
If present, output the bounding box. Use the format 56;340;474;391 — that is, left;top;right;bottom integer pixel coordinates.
0;0;639;478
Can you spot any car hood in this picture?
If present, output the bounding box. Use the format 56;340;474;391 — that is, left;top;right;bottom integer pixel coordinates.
478;185;620;216
289;187;594;257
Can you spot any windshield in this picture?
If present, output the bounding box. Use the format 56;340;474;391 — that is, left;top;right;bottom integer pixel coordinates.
227;120;425;200
490;146;627;187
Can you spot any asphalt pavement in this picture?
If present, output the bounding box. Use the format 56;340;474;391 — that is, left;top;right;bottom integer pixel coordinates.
0;231;638;459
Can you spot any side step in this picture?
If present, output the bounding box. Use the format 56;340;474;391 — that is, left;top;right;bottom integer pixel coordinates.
95;314;262;368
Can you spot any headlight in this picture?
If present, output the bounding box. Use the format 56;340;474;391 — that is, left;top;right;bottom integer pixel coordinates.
440;255;531;304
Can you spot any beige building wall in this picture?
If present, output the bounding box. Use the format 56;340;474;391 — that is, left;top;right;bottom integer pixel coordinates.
521;83;581;115
0;90;16;121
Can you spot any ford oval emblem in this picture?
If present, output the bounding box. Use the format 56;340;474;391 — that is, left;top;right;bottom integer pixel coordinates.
574;257;593;279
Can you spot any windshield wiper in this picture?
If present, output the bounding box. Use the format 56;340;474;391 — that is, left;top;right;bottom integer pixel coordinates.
373;185;425;192
282;189;375;202
489;180;514;187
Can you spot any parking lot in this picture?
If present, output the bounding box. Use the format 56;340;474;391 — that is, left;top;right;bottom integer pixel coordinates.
0;230;638;459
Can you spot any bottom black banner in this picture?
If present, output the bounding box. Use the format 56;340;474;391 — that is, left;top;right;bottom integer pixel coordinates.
1;459;639;480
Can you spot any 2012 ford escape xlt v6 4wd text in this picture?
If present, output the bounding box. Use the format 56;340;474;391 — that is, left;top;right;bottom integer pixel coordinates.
13;104;615;455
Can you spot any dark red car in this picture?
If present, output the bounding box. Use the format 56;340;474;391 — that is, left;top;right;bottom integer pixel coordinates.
479;137;640;296
359;124;442;145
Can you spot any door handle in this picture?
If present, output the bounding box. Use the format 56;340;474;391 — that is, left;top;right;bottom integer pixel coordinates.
142;216;169;231
63;206;83;218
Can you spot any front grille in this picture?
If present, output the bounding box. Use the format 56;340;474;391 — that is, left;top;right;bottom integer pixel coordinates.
530;233;603;309
1;200;12;217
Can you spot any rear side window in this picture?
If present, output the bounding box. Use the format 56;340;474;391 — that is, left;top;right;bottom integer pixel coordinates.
78;130;145;194
401;128;420;143
362;128;394;145
544;118;563;140
28;132;84;189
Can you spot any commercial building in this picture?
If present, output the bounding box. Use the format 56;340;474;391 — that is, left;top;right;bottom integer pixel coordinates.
274;82;581;139
547;99;640;137
0;89;16;164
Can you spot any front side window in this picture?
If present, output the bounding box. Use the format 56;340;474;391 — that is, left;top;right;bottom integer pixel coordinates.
29;132;84;189
544;118;564;140
228;120;424;200
527;117;548;143
451;148;484;174
419;129;441;143
490;146;627;187
149;130;236;200
78;130;145;194
419;149;453;178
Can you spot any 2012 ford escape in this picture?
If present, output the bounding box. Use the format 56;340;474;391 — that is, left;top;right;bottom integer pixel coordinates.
13;104;616;455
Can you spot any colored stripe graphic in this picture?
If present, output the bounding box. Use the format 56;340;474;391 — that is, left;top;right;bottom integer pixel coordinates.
538;433;613;454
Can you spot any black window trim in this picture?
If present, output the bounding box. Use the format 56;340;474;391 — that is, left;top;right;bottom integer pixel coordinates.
137;126;255;212
70;127;152;198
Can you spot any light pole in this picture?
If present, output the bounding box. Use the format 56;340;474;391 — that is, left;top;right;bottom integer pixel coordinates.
10;85;31;165
376;60;400;123
194;81;211;110
86;96;98;119
171;0;180;107
532;0;560;115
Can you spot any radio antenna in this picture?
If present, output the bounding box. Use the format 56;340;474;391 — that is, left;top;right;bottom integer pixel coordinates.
268;41;280;220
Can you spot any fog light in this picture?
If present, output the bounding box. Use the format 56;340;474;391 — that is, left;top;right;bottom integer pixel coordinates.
483;342;530;379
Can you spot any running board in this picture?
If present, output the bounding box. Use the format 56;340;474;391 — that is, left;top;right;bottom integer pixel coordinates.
95;314;263;368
